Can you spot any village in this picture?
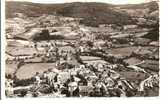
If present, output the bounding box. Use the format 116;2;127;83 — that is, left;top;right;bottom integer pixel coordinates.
5;5;159;97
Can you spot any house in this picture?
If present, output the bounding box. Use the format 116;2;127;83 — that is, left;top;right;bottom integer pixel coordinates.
57;72;70;83
79;86;94;96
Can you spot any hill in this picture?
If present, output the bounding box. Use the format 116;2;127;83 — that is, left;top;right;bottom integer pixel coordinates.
117;1;158;12
116;1;159;19
6;1;134;27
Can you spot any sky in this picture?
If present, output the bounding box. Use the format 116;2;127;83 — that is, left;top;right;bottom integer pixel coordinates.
6;0;157;4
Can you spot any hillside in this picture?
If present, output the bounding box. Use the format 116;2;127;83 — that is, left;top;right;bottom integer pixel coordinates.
5;1;159;40
117;1;158;10
116;1;159;19
6;1;134;26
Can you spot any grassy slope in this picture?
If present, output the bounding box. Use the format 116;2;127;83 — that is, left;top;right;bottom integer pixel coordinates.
5;1;134;26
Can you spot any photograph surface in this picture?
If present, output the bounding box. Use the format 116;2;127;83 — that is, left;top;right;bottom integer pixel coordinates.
4;0;159;97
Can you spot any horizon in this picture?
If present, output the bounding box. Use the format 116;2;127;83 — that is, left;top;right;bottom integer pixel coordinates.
6;0;158;5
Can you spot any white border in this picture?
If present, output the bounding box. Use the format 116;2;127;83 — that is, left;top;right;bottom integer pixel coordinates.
1;0;161;100
1;0;6;99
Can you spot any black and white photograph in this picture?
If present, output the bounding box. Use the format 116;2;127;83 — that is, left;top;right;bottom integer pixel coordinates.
3;0;160;98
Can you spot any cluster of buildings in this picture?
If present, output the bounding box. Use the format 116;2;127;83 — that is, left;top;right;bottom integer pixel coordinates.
5;14;159;97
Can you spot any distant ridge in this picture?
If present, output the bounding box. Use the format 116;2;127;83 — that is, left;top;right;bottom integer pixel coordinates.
6;1;133;26
6;1;158;27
